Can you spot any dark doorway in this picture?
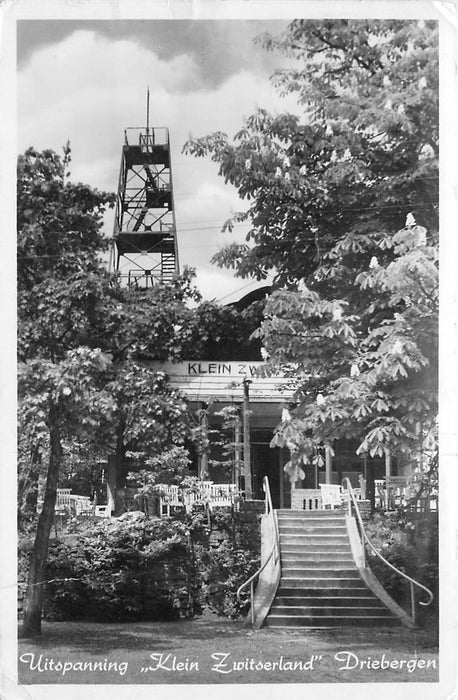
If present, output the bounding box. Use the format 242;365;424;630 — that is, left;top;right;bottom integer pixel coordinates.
251;440;282;508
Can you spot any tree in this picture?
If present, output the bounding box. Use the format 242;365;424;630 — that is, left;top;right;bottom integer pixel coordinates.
18;147;117;636
261;222;438;484
183;20;438;485
17;148;203;636
19;348;115;636
17;146;110;292
184;20;438;284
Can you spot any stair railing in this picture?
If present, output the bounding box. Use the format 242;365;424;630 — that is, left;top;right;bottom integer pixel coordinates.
236;476;280;625
342;477;434;625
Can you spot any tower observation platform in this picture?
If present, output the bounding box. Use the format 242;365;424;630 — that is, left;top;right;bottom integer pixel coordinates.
109;125;179;288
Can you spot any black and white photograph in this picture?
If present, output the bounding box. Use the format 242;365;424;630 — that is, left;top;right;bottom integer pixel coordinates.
1;1;457;698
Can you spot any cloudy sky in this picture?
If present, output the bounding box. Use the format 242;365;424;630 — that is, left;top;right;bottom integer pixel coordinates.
17;19;299;302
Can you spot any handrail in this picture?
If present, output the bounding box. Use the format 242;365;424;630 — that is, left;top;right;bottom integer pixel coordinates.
236;476;280;625
342;477;433;624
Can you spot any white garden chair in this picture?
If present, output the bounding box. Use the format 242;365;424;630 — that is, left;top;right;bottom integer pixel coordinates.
319;484;343;509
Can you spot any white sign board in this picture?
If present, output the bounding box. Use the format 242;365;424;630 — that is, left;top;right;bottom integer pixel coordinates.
147;361;295;402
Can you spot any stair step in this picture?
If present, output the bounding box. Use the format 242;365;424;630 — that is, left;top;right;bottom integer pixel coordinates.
280;545;350;552
282;561;357;570
278;578;364;589
277;510;345;523
277;587;371;598
276;509;344;517
269;605;392;616
266;616;399;628
281;544;352;552
275;595;383;606
280;541;350;549
279;530;348;536
279;534;348;541
279;531;348;539
281;555;354;564
279;528;348;534
281;567;359;577
278;522;347;529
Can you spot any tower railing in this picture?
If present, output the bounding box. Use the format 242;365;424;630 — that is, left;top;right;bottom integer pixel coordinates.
124;127;169;146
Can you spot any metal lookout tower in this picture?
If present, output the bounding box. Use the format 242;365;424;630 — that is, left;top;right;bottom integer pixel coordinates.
109;90;180;287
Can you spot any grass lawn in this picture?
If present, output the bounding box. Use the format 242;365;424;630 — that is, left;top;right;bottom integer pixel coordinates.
18;610;439;685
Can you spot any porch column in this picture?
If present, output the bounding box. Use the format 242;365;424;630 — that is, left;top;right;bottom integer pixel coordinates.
325;445;333;484
234;410;242;488
279;448;284;509
385;448;392;479
242;378;253;499
199;403;209;480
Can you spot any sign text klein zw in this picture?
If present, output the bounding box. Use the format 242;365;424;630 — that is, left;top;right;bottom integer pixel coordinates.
187;362;261;377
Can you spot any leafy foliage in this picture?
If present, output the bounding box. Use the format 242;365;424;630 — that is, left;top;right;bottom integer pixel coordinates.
17;147;206;636
202;542;259;618
263;223;438;477
196;510;260;618
365;511;438;620
190;298;265;361
17;147;113;291
184;20;438;284
33;517;200;621
18;508;261;622
184;20;438;481
126;446;192;490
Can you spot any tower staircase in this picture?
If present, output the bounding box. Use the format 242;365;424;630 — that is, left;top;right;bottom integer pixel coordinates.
238;477;433;630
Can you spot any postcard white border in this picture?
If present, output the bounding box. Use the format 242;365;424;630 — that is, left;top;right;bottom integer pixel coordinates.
1;1;456;699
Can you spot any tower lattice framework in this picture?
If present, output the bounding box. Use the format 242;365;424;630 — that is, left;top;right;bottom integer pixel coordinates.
110;125;179;288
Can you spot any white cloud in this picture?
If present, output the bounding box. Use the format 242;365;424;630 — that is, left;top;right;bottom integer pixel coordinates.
18;28;300;299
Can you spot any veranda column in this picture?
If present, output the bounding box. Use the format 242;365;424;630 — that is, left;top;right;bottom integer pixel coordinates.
325;445;333;484
385;448;392;478
383;448;393;509
199;403;209;480
242;378;253;499
234;410;242;488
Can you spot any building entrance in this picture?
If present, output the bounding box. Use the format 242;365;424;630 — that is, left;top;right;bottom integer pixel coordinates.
251;435;287;509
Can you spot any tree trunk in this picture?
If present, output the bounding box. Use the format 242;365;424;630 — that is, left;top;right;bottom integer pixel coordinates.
107;418;125;515
18;443;42;527
19;405;62;638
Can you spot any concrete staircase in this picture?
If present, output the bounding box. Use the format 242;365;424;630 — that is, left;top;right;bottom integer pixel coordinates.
265;509;400;628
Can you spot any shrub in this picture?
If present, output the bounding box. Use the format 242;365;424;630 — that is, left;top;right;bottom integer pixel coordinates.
201;542;260;618
18;506;262;622
365;511;438;622
35;516;201;622
194;509;261;618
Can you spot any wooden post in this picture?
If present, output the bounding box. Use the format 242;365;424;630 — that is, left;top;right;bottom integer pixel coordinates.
243;379;253;499
385;448;392;510
199;403;209;480
279;448;284;509
234;411;242;488
385;448;392;479
325;445;332;484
